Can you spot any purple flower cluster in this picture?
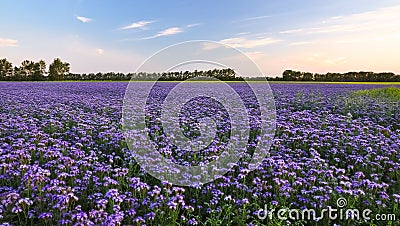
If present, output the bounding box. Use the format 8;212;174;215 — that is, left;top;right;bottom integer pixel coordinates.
0;82;399;225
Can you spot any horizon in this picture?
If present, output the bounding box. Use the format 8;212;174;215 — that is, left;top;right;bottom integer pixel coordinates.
1;0;400;75
3;57;399;78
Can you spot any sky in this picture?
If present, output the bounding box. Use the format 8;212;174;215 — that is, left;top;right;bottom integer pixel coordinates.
1;0;400;76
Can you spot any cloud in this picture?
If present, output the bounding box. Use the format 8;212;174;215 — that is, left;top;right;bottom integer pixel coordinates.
142;27;183;39
202;42;221;50
274;3;400;73
336;32;400;44
306;53;320;62
237;32;250;35
76;16;92;23
219;37;281;48
244;51;266;61
97;48;104;55
288;41;312;46
236;15;272;22
306;54;346;65
227;5;400;75
0;38;18;47
335;38;363;44
202;37;281;50
186;23;202;28
155;27;183;36
281;5;400;36
308;24;365;34
279;29;304;34
324;57;347;65
281;24;363;35
120;20;154;30
329;16;344;20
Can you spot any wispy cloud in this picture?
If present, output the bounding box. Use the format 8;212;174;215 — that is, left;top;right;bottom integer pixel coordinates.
279;29;304;34
288;41;312;46
335;38;366;44
280;5;400;36
307;24;365;34
244;51;266;61
76;16;92;23
324;57;347;65
202;42;221;50
274;3;400;68
306;53;320;62
236;15;272;22
120;20;154;30
237;32;250;36
186;23;202;28
219;37;281;48
202;37;281;50
329;16;344;20
335;31;400;44
142;27;183;39
306;54;347;65
0;38;18;47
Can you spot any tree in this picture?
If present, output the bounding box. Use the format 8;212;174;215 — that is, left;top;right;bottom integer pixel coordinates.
32;60;46;81
0;58;13;80
302;72;314;81
19;60;35;80
13;66;20;80
283;70;303;81
48;58;70;81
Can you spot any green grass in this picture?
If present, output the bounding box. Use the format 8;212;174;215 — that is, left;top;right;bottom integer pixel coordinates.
352;87;400;100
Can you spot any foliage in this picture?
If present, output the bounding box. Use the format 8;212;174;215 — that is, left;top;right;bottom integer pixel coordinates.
48;58;70;81
0;58;243;81
280;70;400;82
0;58;47;81
351;87;400;101
2;57;400;82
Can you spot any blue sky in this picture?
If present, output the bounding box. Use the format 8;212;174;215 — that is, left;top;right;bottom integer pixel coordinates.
1;0;400;76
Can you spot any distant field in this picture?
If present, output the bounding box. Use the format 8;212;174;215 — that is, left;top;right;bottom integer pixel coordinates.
2;80;400;85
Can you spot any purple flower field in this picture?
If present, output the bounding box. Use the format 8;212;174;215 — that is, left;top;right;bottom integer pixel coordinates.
0;82;399;225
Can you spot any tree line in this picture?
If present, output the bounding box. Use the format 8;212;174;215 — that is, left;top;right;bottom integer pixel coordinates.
0;58;243;81
277;70;400;82
1;58;400;82
0;58;70;81
64;68;242;81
